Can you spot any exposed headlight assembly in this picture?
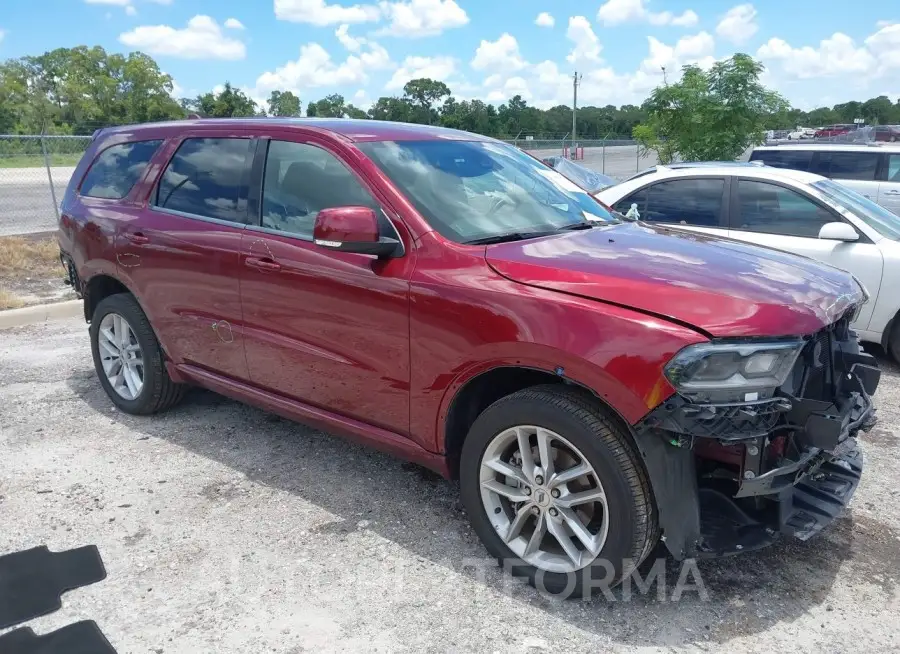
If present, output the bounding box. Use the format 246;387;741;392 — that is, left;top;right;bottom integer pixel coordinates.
665;340;804;401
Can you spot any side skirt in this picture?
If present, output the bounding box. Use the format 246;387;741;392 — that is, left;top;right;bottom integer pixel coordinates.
174;363;450;478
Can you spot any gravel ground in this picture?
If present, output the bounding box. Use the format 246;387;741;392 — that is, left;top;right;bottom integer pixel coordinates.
1;317;899;653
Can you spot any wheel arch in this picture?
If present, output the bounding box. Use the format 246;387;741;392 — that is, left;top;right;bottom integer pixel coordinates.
441;364;641;480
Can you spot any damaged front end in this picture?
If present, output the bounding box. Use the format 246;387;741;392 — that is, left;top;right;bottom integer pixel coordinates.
635;309;880;560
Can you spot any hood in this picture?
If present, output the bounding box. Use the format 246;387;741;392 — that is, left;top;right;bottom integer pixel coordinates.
486;222;864;338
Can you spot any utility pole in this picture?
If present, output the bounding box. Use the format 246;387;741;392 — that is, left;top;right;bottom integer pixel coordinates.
572;71;582;143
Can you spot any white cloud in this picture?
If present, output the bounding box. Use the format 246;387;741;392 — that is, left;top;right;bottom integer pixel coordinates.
471;33;526;72
125;5;137;15
864;22;900;70
386;55;458;89
274;0;380;26
757;33;876;79
255;41;393;97
377;0;468;37
566;16;603;65
335;24;365;51
716;4;758;45
224;18;245;30
0;29;5;44
597;0;698;27
119;15;247;60
535;12;554;28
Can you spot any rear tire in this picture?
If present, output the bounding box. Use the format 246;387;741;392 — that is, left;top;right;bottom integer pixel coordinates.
90;293;185;415
460;385;658;598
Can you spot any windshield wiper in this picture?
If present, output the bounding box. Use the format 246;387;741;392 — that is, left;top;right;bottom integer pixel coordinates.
556;222;596;231
464;231;557;245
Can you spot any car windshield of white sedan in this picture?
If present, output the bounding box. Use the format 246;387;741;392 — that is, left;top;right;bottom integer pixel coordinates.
813;179;900;240
358;140;615;243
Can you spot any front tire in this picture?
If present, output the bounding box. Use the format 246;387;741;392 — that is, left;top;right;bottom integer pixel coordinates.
90;293;184;415
889;318;900;363
460;386;658;598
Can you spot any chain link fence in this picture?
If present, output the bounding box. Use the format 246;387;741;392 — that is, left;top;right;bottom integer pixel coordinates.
0;135;92;237
505;138;661;181
0;134;661;238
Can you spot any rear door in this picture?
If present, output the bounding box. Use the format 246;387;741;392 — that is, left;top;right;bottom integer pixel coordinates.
878;152;900;215
810;150;881;201
610;177;729;237
726;177;883;329
116;132;255;379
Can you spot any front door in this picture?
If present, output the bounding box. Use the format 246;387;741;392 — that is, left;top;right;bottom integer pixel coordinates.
117;134;255;379
726;177;884;330
239;137;413;435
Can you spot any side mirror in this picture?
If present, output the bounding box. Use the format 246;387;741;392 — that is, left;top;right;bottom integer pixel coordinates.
313;206;401;258
818;222;859;242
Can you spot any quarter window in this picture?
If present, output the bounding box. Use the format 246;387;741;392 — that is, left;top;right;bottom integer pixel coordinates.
260;140;378;238
80;140;162;199
642;179;725;227
812;151;879;181
155;138;252;223
734;180;836;237
886;154;900;182
749;150;814;172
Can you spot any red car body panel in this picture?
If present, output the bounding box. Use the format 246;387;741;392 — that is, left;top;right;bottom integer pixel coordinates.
59;118;862;477
485;222;862;338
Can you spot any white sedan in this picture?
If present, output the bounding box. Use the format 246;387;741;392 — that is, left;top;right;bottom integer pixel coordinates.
596;163;900;359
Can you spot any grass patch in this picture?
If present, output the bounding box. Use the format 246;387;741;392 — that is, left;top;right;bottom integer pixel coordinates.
0;288;26;310
0;235;71;310
0;235;62;278
0;154;83;168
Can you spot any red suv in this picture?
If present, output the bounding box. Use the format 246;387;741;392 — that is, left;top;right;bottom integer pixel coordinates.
58;119;879;597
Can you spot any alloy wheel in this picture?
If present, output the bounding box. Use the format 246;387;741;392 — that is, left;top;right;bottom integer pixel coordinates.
479;425;609;573
97;312;144;400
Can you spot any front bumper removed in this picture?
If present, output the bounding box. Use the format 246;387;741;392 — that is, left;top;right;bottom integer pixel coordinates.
633;320;879;560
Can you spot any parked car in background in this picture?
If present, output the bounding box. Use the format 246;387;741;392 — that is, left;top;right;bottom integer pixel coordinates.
815;124;858;139
874;125;900;142
749;143;900;214
58;119;878;597
787;128;815;140
541;156;617;194
597;162;900;359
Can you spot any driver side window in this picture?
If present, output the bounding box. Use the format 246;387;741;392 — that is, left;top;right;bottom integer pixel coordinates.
261;140;378;238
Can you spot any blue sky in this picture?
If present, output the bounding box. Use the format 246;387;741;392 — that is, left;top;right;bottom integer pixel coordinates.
1;0;898;112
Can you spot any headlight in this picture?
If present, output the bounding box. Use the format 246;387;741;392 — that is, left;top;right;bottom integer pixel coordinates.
664;341;804;399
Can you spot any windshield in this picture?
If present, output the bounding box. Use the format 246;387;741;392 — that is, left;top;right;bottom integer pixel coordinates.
358;140;615;243
812;179;900;240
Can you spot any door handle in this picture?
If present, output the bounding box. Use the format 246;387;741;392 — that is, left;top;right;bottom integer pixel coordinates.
885;190;900;196
245;256;282;272
125;232;149;245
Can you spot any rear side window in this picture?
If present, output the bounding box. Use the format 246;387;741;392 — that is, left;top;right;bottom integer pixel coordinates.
811;151;879;181
155;138;252;224
643;179;725;226
887;154;900;182
612;187;647;216
80;140;162;199
749;149;813;172
734;179;836;237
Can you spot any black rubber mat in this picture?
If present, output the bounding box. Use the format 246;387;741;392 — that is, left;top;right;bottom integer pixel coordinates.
0;545;106;629
0;620;117;654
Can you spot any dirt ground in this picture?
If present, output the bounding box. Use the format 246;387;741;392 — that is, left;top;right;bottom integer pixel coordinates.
1;317;899;653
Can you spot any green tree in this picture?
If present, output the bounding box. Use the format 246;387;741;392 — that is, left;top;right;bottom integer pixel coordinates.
267;90;302;117
191;82;259;117
344;104;368;119
368;96;414;122
307;93;346;118
633;54;787;162
402;78;451;124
